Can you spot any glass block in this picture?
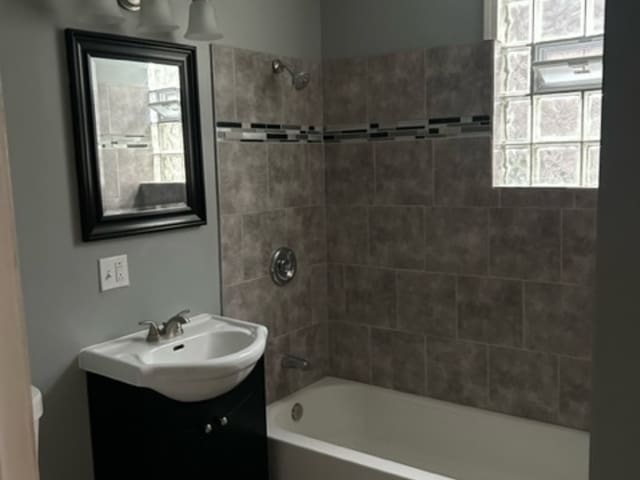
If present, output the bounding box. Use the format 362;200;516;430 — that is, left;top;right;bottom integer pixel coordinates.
533;93;582;142
535;0;586;42
496;146;531;186
498;0;533;46
535;37;604;62
583;90;602;140
586;0;606;35
147;63;180;90
160;155;187;182
158;123;184;152
505;97;531;143
533;144;581;186
498;47;531;96
583;143;600;187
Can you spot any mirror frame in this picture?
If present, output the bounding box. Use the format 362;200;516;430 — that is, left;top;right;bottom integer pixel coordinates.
65;29;207;241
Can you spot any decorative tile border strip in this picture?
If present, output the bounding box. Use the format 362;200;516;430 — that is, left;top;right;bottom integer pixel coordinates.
324;115;491;143
216;121;324;143
215;116;491;144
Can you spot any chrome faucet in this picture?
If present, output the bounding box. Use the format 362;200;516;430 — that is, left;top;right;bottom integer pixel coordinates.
139;310;191;343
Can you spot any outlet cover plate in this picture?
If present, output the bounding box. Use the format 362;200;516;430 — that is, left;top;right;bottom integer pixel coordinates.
99;255;130;292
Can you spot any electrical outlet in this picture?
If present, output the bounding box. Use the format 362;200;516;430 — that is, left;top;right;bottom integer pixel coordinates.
99;255;130;292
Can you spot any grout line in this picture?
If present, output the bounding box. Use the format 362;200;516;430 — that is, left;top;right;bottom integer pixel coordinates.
486;344;491;406
521;281;527;348
560;209;565;282
231;47;238;121
487;208;492;276
327;261;590;288
555;354;561;420
327;318;592;360
454;275;460;339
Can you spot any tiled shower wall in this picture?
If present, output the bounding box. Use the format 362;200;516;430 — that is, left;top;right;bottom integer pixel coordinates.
212;46;329;404
324;41;596;431
213;41;597;430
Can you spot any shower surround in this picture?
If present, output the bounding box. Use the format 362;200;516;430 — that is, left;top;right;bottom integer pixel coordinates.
213;41;596;430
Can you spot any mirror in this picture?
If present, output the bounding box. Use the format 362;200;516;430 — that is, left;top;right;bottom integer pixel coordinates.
66;30;207;241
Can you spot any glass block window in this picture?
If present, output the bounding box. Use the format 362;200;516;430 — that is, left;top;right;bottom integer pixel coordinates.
494;0;605;188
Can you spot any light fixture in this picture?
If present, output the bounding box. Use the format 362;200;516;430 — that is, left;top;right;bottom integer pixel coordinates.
79;0;125;25
138;0;179;34
185;0;224;41
118;0;141;12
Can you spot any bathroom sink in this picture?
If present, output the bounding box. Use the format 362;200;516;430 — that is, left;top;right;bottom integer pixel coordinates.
79;314;268;402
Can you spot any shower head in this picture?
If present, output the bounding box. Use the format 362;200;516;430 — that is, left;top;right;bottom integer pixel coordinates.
272;59;310;90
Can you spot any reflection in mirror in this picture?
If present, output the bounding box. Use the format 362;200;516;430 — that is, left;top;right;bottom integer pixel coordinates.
90;58;187;216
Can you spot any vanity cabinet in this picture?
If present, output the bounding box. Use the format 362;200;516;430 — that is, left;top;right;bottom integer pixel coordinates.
86;358;268;479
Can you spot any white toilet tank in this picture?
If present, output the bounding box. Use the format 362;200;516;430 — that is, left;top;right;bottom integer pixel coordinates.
30;386;43;455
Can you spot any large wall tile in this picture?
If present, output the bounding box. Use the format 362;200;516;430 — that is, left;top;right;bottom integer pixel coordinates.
457;277;523;347
369;206;425;269
212;45;236;121
311;264;329;324
374;140;433;205
427;338;488;408
324;57;368;125
289;324;329;391
325;143;374;205
268;143;311;209
285;267;313;332
326;206;369;264
558;357;592;430
490;208;561;281
500;188;575;208
371;329;426;395
234;48;284;123
265;334;292;404
397;271;456;337
218;142;268;214
307;143;326;206
426;41;493;118
562;209;597;285
344;266;396;328
329;322;370;383
525;283;593;357
283;59;323;127
574;189;598;208
434;137;498;207
224;277;287;337
489;347;558;423
327;264;345;322
220;215;243;286
367;50;426;122
286;206;326;265
425;207;489;274
242;211;286;280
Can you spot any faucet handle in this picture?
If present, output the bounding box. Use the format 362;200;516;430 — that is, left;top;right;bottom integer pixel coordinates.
139;321;161;343
172;310;191;323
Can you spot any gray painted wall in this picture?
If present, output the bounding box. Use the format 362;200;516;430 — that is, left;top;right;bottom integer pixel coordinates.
0;1;321;479
589;0;640;477
321;0;485;58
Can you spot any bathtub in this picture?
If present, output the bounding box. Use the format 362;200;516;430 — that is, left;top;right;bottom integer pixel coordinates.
267;378;590;480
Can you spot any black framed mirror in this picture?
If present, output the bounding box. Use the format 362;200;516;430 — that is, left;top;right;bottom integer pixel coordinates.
66;29;207;241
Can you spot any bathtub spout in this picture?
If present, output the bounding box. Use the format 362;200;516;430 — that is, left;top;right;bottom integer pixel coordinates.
282;354;311;371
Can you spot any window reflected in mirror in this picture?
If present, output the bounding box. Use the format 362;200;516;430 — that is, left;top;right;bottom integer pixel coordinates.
90;57;187;216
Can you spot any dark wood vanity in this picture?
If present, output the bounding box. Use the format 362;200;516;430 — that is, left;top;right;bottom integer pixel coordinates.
86;359;269;479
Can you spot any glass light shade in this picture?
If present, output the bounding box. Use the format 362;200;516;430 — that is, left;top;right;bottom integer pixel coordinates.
138;0;179;33
79;0;125;25
185;0;224;41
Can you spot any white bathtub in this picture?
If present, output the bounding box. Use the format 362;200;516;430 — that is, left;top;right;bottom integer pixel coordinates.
267;378;590;480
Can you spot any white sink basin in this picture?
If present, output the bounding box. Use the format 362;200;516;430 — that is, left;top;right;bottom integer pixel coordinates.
79;314;268;402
